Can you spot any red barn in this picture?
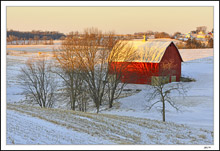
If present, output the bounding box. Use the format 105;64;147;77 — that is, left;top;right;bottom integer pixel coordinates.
109;40;183;85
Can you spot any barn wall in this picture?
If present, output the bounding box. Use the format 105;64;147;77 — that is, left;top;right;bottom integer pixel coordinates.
109;43;182;84
109;62;159;84
159;43;182;82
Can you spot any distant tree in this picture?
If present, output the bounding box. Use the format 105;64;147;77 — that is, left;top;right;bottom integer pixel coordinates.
7;30;65;40
175;42;185;49
20;38;23;45
28;38;33;45
8;35;14;45
6;37;10;45
173;32;181;38
185;38;205;49
191;30;197;34
34;36;40;45
23;37;26;45
186;38;192;48
207;38;213;48
15;36;19;45
42;36;48;45
49;38;54;45
155;32;170;38
146;30;154;36
59;36;66;40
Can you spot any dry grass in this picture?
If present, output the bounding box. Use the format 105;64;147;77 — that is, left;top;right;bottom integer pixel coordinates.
198;134;207;139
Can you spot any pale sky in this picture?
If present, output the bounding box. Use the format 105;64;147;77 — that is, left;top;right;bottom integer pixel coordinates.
7;7;213;35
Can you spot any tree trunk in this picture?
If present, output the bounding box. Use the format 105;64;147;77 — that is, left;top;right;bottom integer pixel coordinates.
162;98;165;122
70;94;75;111
109;102;113;108
96;105;99;113
109;93;114;108
109;85;116;108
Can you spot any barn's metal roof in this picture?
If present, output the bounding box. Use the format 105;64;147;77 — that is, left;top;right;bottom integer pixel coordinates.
111;40;181;63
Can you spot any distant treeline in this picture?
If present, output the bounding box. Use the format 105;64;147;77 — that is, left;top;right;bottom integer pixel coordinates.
176;38;213;49
7;30;66;40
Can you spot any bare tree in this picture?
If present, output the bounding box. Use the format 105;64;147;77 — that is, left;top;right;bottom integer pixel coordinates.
7;37;10;45
207;38;213;48
53;32;86;111
75;28;136;113
23;37;26;45
107;41;137;108
15;36;19;45
42;36;48;45
8;35;14;45
145;60;187;122
18;56;57;108
28;38;33;45
34;36;40;45
49;38;54;45
59;36;66;41
67;28;110;113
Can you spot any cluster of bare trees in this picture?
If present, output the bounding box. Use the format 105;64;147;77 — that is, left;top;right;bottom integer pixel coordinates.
154;32;171;38
7;29;65;41
52;28;136;113
19;28;135;113
7;35;54;45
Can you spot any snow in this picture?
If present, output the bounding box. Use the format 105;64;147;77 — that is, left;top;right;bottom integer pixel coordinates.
7;110;113;144
7;41;61;52
5;46;214;145
6;56;26;103
7;104;213;145
179;48;213;61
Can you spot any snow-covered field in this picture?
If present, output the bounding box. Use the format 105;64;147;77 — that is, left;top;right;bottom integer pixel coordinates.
5;45;214;145
179;48;213;61
7;44;60;52
6;40;62;52
7;104;213;145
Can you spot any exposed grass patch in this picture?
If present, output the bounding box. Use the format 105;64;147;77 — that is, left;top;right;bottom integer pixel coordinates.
198;134;207;139
180;76;196;82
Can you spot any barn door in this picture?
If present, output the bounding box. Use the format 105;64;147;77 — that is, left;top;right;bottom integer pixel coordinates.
171;76;176;82
151;76;169;85
151;76;159;86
